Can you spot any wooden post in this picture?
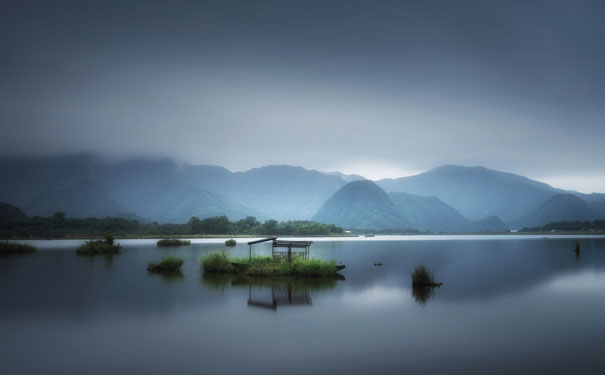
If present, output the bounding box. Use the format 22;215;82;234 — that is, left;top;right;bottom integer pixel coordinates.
249;244;251;262
288;244;292;263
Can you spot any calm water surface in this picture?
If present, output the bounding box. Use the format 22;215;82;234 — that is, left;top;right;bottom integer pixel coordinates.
1;235;605;374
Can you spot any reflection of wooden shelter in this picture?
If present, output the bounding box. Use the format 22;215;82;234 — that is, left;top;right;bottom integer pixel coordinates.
247;237;313;262
247;284;311;310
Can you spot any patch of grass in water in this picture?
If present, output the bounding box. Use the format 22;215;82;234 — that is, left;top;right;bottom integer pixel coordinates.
0;241;36;255
225;239;237;247
200;251;339;278
411;263;442;287
147;256;184;274
157;239;191;247
76;235;121;255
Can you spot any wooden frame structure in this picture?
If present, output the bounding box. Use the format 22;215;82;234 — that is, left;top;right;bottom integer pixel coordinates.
247;237;313;262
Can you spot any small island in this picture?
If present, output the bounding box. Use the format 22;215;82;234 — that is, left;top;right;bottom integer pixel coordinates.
76;235;122;255
201;252;342;277
225;238;237;246
157;239;191;247
0;241;36;255
411;264;443;287
147;256;184;274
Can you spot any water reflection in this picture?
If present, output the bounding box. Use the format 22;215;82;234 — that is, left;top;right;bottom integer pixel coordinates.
201;275;341;310
411;286;437;306
150;271;184;283
247;282;311;310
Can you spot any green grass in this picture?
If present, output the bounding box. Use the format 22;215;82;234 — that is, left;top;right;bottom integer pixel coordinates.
411;263;441;286
157;239;191;247
76;235;121;255
147;256;185;273
200;251;339;277
225;239;237;246
0;241;36;255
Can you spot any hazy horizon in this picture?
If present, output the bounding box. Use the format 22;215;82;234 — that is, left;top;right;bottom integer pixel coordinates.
4;151;604;195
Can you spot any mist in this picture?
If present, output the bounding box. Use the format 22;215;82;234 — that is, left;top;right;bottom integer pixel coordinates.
2;0;605;191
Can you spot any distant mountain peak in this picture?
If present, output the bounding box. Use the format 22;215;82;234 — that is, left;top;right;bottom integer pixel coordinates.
320;171;366;183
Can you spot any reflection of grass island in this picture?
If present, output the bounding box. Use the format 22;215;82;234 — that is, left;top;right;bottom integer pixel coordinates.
157;239;191;247
202;273;338;291
225;239;237;247
76;235;121;255
147;256;184;274
412;285;435;306
0;242;36;255
201;252;343;277
412;264;442;287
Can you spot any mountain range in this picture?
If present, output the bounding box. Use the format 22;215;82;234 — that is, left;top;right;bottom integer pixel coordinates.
1;155;604;232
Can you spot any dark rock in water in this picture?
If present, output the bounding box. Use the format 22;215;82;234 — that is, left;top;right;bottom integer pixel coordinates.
374;263;383;266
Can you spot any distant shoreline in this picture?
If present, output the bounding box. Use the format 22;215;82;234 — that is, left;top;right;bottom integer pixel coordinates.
5;231;605;241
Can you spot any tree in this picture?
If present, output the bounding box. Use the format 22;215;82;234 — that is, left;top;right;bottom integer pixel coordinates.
262;219;278;235
189;216;202;234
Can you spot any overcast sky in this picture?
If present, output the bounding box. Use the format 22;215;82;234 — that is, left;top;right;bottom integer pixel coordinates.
2;0;605;192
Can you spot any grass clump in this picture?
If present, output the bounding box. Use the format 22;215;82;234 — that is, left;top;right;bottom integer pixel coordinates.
201;252;339;278
201;251;236;273
157;239;191;247
147;256;184;273
0;241;36;255
225;239;237;247
76;235;121;255
411;264;442;287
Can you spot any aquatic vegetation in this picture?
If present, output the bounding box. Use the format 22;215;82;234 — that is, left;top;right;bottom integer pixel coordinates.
411;264;442;287
201;252;339;277
157;239;191;247
225;238;237;246
0;241;36;255
147;256;184;273
76;235;121;255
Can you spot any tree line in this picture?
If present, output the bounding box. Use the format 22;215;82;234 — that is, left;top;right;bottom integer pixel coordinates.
520;219;605;233
0;211;344;239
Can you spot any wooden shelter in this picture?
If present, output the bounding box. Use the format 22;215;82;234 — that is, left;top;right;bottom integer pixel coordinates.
247;237;313;262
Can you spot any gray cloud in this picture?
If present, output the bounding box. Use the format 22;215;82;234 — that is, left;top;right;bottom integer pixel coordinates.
1;0;605;191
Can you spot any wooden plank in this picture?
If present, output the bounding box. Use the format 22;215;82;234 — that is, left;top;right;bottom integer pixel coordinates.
247;237;277;245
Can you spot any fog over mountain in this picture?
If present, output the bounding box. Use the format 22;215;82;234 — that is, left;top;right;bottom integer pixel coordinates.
1;154;604;231
2;1;605;192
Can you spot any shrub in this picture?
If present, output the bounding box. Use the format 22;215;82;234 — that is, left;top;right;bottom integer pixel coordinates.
157;239;191;247
411;264;436;286
0;242;36;255
201;251;235;273
147;256;184;273
225;239;237;247
77;236;121;255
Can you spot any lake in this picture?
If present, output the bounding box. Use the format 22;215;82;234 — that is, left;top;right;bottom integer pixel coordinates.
1;235;605;374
